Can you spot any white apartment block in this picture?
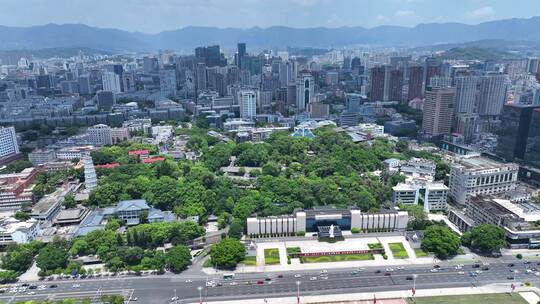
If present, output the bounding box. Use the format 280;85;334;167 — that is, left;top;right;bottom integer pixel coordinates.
392;183;419;205
102;72;121;93
0;126;19;159
87;124;113;146
56;146;96;160
449;156;519;205
111;127;130;144
357;123;385;137
0;217;39;245
424;183;449;212
238;89;257;119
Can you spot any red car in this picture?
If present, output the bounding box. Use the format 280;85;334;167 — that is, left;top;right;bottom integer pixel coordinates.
384;272;391;276
277;275;283;278
257;280;264;285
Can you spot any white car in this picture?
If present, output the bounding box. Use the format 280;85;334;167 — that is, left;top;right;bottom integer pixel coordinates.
185;279;193;283
171;296;179;301
27;291;36;295
229;282;238;286
294;274;302;278
320;276;328;280
310;277;317;281
320;270;328;274
385;268;394;272
458;271;465;275
430;269;438;273
38;285;46;290
72;284;80;288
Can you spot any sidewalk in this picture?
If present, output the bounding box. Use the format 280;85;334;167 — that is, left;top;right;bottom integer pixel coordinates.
188;284;539;304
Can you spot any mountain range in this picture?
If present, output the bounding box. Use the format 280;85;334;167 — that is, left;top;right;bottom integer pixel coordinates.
2;16;540;52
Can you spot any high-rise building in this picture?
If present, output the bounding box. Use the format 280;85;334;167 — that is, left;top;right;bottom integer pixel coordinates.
122;72;136;93
195;63;207;93
102;71;121;93
143;56;159;74
83;155;97;192
195;45;225;67
422;86;456;137
96;91;115;111
525;109;540;168
78;75;92;95
454;76;478;115
0;126;19;160
345;93;362;113
87;124;113;146
477;74;508;117
295;71;314;111
388;69;403;102
424;59;441;89
407;65;424;101
159;65;177;97
238;89;257;119
496;104;540;162
449;156;518;205
237;43;246;70
370;66;385;102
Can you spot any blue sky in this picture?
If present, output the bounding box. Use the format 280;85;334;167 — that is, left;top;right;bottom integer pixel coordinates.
2;0;540;33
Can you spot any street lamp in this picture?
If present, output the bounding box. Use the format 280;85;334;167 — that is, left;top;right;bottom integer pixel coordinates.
198;286;203;304
296;281;301;304
412;274;418;298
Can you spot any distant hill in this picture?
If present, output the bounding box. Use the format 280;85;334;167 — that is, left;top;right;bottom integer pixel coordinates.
439;47;520;61
2;16;540;52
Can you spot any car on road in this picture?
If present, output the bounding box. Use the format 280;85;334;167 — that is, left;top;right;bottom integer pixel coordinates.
507;276;515;280
458;271;465;275
229;282;237;286
350;270;359;275
433;265;441;269
28;285;37;289
27;291;35;295
384;272;391;276
72;284;80;288
265;277;272;281
481;266;489;271
185;279;193;283
171;296;179;301
375;270;382;273
406;276;413;280
524;261;531;264
294;274;302;278
320;270;328;274
430;269;438;273
49;284;57;288
320;276;328;280
256;280;264;285
277;275;283;278
508;263;515;267
38;285;46;290
310;277;317;281
385;268;394;272
472;264;480;268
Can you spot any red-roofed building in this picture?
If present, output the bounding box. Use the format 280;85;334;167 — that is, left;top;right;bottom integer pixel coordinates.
143;157;165;164
128;150;149;160
95;163;120;169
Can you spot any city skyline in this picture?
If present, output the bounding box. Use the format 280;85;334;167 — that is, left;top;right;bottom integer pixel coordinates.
1;0;540;33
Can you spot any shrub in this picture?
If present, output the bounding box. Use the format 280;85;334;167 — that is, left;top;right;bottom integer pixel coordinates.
517;254;523;259
296;231;305;237
351;227;360;234
382;254;388;260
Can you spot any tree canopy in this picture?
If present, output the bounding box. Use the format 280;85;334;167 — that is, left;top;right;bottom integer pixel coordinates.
461;224;506;255
210;238;246;269
421;225;461;259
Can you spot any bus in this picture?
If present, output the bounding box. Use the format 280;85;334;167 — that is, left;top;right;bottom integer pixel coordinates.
223;273;235;280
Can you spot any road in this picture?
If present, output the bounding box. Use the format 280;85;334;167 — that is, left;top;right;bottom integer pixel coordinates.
0;260;537;303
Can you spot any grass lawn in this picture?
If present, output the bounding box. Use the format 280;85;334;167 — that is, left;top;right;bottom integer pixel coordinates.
286;247;301;255
368;243;383;250
389;242;409;259
414;248;429;257
264;248;281;265
240;256;257;266
407;293;527;304
202;259;213;268
301;253;374;263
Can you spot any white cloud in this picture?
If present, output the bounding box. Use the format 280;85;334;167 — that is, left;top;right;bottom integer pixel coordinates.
395;10;416;17
465;6;496;22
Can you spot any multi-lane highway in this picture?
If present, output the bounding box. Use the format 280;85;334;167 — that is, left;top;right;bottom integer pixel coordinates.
0;260;537;303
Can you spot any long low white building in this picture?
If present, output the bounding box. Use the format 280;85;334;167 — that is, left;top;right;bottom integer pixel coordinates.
247;208;408;237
